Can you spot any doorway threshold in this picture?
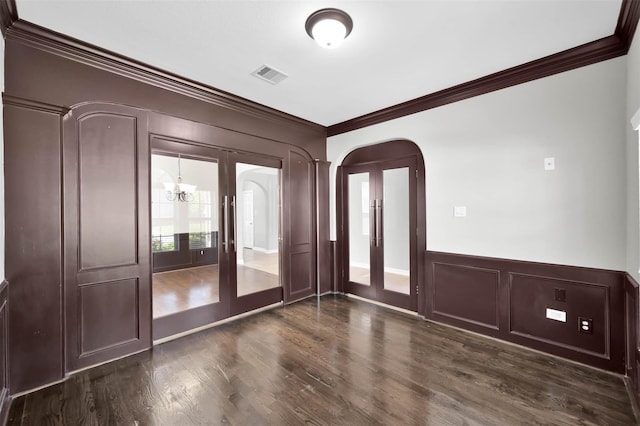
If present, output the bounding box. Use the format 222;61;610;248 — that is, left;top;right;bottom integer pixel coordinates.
153;301;283;345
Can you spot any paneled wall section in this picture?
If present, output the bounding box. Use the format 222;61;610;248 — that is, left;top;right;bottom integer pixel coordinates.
3;23;327;394
426;251;625;373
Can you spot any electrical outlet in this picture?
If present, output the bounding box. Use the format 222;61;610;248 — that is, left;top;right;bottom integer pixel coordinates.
578;317;593;334
554;288;566;302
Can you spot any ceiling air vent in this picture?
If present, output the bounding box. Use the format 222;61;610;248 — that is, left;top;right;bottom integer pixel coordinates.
251;65;288;85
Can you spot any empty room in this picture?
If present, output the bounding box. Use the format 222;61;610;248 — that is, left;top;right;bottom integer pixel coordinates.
1;0;640;424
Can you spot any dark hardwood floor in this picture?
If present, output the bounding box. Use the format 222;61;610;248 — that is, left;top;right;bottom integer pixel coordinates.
8;295;637;425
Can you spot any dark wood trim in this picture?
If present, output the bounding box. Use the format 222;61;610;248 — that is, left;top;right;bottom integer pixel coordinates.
328;36;624;135
625;273;640;412
4;19;325;134
2;94;68;115
616;0;640;50
0;0;17;36
315;160;332;295
328;0;640;136
337;140;426;314
425;251;625;373
0;280;10;424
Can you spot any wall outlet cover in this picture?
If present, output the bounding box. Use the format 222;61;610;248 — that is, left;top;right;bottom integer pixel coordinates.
544;157;555;171
454;206;467;217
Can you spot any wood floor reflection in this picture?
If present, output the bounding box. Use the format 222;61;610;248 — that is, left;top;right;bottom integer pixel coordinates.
153;249;279;318
9;295;636;425
350;265;410;294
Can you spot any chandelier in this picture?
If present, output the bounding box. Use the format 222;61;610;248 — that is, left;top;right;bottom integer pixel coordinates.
163;154;197;202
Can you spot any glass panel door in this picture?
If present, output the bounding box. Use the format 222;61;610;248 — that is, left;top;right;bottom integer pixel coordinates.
342;158;417;312
235;162;281;297
151;142;285;337
348;172;371;287
382;167;410;295
151;153;220;319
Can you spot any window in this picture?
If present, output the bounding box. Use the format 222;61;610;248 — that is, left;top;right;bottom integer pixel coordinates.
188;190;215;249
151;187;178;252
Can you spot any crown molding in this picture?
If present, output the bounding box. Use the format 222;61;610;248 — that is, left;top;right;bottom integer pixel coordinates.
0;0;17;36
616;0;640;50
2;94;69;115
328;0;640;137
4;20;325;134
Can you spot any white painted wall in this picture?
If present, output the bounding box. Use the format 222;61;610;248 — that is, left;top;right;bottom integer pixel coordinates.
627;30;640;281
329;57;627;271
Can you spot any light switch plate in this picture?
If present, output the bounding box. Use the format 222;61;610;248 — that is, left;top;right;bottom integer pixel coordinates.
454;206;467;217
544;157;555;171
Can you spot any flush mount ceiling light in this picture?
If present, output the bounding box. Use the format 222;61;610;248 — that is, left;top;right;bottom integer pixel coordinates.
305;8;353;49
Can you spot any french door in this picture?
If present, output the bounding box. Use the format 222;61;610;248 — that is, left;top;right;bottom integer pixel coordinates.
343;158;418;311
151;137;282;339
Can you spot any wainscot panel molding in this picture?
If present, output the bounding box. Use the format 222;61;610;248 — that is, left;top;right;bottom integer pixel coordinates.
625;273;640;410
425;251;625;373
315;160;331;295
0;280;10;424
5;101;64;393
328;0;640;136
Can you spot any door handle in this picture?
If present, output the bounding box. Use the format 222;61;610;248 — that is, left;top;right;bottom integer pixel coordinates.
231;195;237;253
222;195;228;253
375;199;382;247
370;199;376;247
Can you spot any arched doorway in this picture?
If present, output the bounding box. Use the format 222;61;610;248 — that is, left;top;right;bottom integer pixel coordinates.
336;140;426;314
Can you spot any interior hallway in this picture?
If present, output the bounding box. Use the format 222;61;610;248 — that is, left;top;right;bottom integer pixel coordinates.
7;296;635;425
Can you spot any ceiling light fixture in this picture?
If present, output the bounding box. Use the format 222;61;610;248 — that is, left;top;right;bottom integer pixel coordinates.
305;8;353;49
164;154;197;202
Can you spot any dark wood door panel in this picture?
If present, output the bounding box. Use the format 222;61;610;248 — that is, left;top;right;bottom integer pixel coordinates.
78;113;138;270
285;151;316;302
78;279;140;356
64;103;151;371
340;152;420;312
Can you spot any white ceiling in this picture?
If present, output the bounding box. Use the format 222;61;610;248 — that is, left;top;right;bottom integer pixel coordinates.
15;0;622;126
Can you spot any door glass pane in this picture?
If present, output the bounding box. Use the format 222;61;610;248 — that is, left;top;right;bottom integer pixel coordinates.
383;168;410;294
236;163;280;296
151;154;220;318
349;173;370;286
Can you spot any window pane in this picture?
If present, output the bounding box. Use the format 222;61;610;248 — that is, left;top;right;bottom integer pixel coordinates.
349;172;370;286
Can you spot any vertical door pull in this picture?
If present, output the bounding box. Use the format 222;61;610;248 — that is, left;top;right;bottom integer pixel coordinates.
370;199;377;247
231;195;237;253
222;195;228;253
375;199;382;247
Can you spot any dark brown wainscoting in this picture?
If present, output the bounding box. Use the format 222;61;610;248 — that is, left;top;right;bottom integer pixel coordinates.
152;232;219;273
425;251;625;373
625;273;640;410
315;160;332;295
3;26;326;393
0;280;10;425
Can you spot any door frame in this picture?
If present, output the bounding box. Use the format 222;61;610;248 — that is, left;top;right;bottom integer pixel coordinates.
336;140;426;315
150;138;285;339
